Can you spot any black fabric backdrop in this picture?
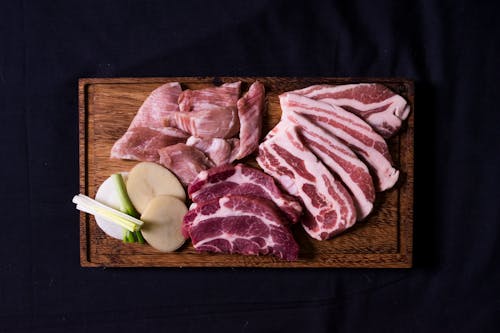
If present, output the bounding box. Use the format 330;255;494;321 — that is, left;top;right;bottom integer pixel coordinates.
1;0;499;332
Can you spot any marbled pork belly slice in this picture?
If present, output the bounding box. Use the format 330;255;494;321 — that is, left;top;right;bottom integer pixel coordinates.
186;136;233;166
183;195;299;261
158;143;214;186
292;84;410;138
269;111;375;220
110;126;188;162
232;81;265;160
257;126;356;240
178;82;241;112
188;164;302;224
279;93;399;191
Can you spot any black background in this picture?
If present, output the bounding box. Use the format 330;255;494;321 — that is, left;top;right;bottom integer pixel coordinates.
1;0;499;332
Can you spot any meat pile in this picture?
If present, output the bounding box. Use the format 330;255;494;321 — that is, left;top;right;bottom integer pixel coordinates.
257;83;410;241
111;81;265;185
183;164;301;261
111;80;410;260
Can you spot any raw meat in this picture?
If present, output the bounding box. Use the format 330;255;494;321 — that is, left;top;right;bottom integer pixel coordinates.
271;111;375;220
292;84;410;138
178;82;241;112
111;82;185;161
186;136;233;165
278;93;399;191
129;82;182;129
188;164;303;223
183;195;299;261
164;107;239;139
158;143;214;185
110;126;188;162
233;81;265;160
257;126;356;240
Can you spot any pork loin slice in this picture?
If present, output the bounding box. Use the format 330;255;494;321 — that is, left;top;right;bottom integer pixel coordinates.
183;195;299;261
272;111;375;220
178;82;241;112
233;81;265;160
158;143;214;185
110;126;188;162
164;107;239;139
277;93;399;191
292;84;410;138
188;164;303;223
257;126;356;240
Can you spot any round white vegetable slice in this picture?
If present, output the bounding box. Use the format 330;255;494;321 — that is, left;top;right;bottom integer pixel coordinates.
126;162;186;214
94;172;129;239
140;195;187;252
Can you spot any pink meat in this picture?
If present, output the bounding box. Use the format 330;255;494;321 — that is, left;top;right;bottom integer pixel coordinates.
271;111;375;220
164;107;239;139
158;143;214;185
188;164;303;223
129;82;182;129
110;126;188;162
257;126;356;240
183;195;299;261
233;81;265;160
292;84;410;138
186;136;233;166
277;93;399;191
178;82;241;112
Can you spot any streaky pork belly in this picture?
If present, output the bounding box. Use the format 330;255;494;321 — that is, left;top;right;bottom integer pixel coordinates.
291;83;410;138
257;126;356;240
278;93;399;191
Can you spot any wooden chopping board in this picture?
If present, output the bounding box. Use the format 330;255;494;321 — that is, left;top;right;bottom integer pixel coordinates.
79;77;414;268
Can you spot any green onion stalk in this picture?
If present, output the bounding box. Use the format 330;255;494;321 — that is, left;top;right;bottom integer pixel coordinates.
112;173;145;244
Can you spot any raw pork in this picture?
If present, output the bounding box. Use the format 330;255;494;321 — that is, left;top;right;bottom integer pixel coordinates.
292;84;410;138
158;143;214;185
278;93;399;191
271;111;375;220
178;82;241;112
233;81;265;159
186;136;233;166
183;195;299;261
128;82;182;129
110;126;188;162
164;107;239;139
257;126;356;240
188;164;302;223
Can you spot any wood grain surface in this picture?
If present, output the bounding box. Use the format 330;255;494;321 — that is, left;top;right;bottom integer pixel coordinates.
79;77;414;268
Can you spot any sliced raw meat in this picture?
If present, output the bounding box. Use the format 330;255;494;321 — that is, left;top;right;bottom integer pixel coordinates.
129;82;182;129
164;107;239;139
110;126;188;162
233;81;265;160
292;84;410;138
158;143;214;185
278;93;399;191
272;111;375;220
188;164;302;223
183;195;299;261
178;82;241;112
186;136;233;166
257;126;356;240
